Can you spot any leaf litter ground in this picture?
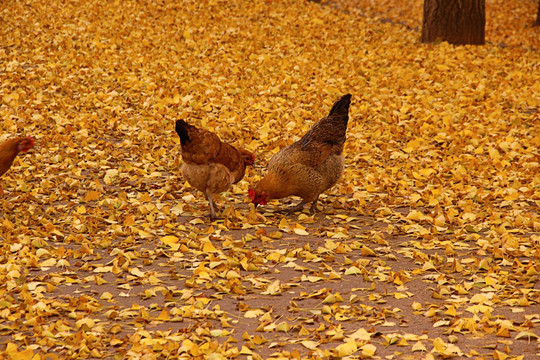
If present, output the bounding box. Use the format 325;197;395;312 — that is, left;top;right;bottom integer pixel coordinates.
0;0;539;359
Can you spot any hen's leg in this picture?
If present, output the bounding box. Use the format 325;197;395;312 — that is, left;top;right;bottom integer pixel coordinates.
309;195;320;213
206;193;218;221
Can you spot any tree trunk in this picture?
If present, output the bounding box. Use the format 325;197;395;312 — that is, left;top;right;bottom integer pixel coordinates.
535;0;540;26
422;0;485;45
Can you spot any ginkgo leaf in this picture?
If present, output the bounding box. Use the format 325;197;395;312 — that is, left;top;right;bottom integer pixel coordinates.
347;328;371;341
244;310;265;318
262;280;282;295
84;190;102;202
293;227;309;236
412;341;427;352
515;331;539;341
301;340;319;350
1;0;538;359
336;341;357;357
360;343;377;357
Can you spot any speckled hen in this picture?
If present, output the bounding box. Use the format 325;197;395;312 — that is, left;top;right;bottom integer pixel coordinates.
249;94;351;213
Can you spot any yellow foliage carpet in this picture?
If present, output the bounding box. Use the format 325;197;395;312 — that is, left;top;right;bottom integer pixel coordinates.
0;0;539;359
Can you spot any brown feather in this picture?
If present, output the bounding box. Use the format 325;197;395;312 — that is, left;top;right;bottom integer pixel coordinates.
0;137;34;177
175;120;253;219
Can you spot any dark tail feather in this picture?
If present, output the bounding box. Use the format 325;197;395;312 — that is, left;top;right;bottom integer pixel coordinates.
328;94;352;117
175;120;191;145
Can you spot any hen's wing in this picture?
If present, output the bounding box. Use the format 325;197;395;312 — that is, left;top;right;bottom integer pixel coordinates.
288;94;351;167
175;120;247;183
212;143;246;184
296;94;351;152
175;120;222;165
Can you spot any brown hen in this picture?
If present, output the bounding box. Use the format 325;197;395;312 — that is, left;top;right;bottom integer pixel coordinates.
0;136;34;178
175;120;254;220
249;94;351;213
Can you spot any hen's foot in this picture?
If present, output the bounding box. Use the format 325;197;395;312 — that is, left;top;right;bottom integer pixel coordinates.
278;202;307;214
209;215;224;222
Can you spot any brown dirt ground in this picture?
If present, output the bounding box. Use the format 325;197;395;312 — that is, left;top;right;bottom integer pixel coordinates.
18;196;539;359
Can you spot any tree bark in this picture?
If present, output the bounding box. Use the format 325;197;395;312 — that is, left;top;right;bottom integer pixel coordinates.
422;0;485;45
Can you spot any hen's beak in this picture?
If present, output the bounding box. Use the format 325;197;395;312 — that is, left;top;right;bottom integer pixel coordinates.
254;203;259;208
